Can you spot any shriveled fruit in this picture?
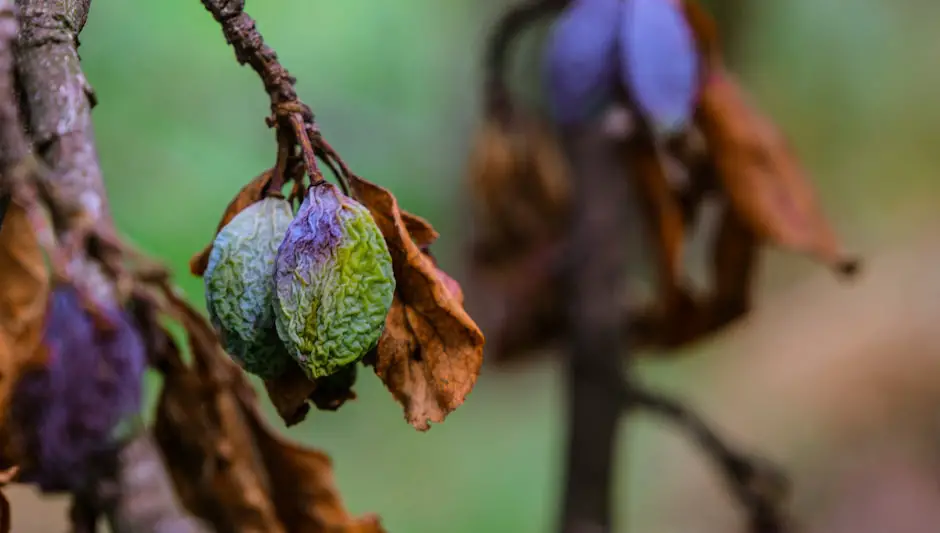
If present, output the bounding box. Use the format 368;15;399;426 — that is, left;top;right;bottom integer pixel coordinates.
274;182;395;380
204;196;295;379
9;285;145;493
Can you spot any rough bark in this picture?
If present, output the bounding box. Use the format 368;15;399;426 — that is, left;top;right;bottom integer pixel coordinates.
7;1;206;531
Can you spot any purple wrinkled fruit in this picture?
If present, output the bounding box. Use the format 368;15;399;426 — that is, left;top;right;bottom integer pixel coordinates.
9;285;146;493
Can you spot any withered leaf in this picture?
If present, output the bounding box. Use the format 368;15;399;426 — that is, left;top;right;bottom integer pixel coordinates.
464;237;567;364
0;201;50;363
401;210;439;249
348;174;485;431
467;115;571;264
154;311;284;532
154;294;382;532
245;405;385;533
697;71;858;276
263;364;357;428
190;170;272;276
629;137;687;317
681;0;721;71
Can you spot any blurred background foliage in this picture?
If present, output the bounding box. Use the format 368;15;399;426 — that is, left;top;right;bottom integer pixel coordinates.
10;0;940;531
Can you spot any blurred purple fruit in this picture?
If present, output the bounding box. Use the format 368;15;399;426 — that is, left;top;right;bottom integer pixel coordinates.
544;0;622;126
9;285;146;493
620;0;700;135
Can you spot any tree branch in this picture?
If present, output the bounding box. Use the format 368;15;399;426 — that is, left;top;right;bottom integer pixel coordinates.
556;107;792;533
483;0;569;116
557;110;636;533
628;386;791;532
199;0;332;192
7;1;205;531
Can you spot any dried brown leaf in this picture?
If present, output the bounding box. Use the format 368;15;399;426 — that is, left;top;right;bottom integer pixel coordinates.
154;315;284;533
708;200;759;324
464;237;567;363
263;365;357;427
697;71;858;276
629;139;687;316
0;202;50;465
190;170;272;276
154;296;382;533
264;368;315;427
682;0;721;71
467;115;571;264
154;293;381;532
348;174;485;431
244;406;385;533
401;210;439;249
0;201;50;364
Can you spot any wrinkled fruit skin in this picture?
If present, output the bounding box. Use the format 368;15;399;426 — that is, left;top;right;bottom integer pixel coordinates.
544;0;699;133
274;182;395;380
9;286;146;493
205;197;295;379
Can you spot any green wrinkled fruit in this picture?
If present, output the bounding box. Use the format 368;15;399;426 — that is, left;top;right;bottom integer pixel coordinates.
273;182;395;380
204;197;295;379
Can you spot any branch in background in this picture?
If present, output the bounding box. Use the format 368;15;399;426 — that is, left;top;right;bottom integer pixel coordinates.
557;110;637;533
483;0;569;116
629;386;791;533
8;1;205;531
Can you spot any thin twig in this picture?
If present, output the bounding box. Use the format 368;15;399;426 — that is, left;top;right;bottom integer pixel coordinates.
628;385;791;532
483;0;569;117
200;0;356;189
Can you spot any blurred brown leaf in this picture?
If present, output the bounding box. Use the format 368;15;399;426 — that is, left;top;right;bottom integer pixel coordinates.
0;201;49;364
697;71;858;276
682;0;721;70
190;170;272;276
154;293;383;532
467;115;570;264
348;174;485;431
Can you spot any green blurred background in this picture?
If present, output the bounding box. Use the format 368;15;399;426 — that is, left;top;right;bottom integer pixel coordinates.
15;0;940;531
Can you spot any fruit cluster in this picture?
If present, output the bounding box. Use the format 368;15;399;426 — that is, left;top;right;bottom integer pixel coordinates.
204;182;395;381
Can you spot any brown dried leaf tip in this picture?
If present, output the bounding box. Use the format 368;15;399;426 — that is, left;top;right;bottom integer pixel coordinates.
153;293;383;533
349;174;485;431
697;70;859;276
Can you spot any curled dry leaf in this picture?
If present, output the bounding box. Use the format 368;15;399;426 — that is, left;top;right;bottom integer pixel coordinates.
263;364;357;427
682;0;857;277
348;174;485;431
190;170;272;276
153;294;382;532
697;71;858;276
401;210;439;249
